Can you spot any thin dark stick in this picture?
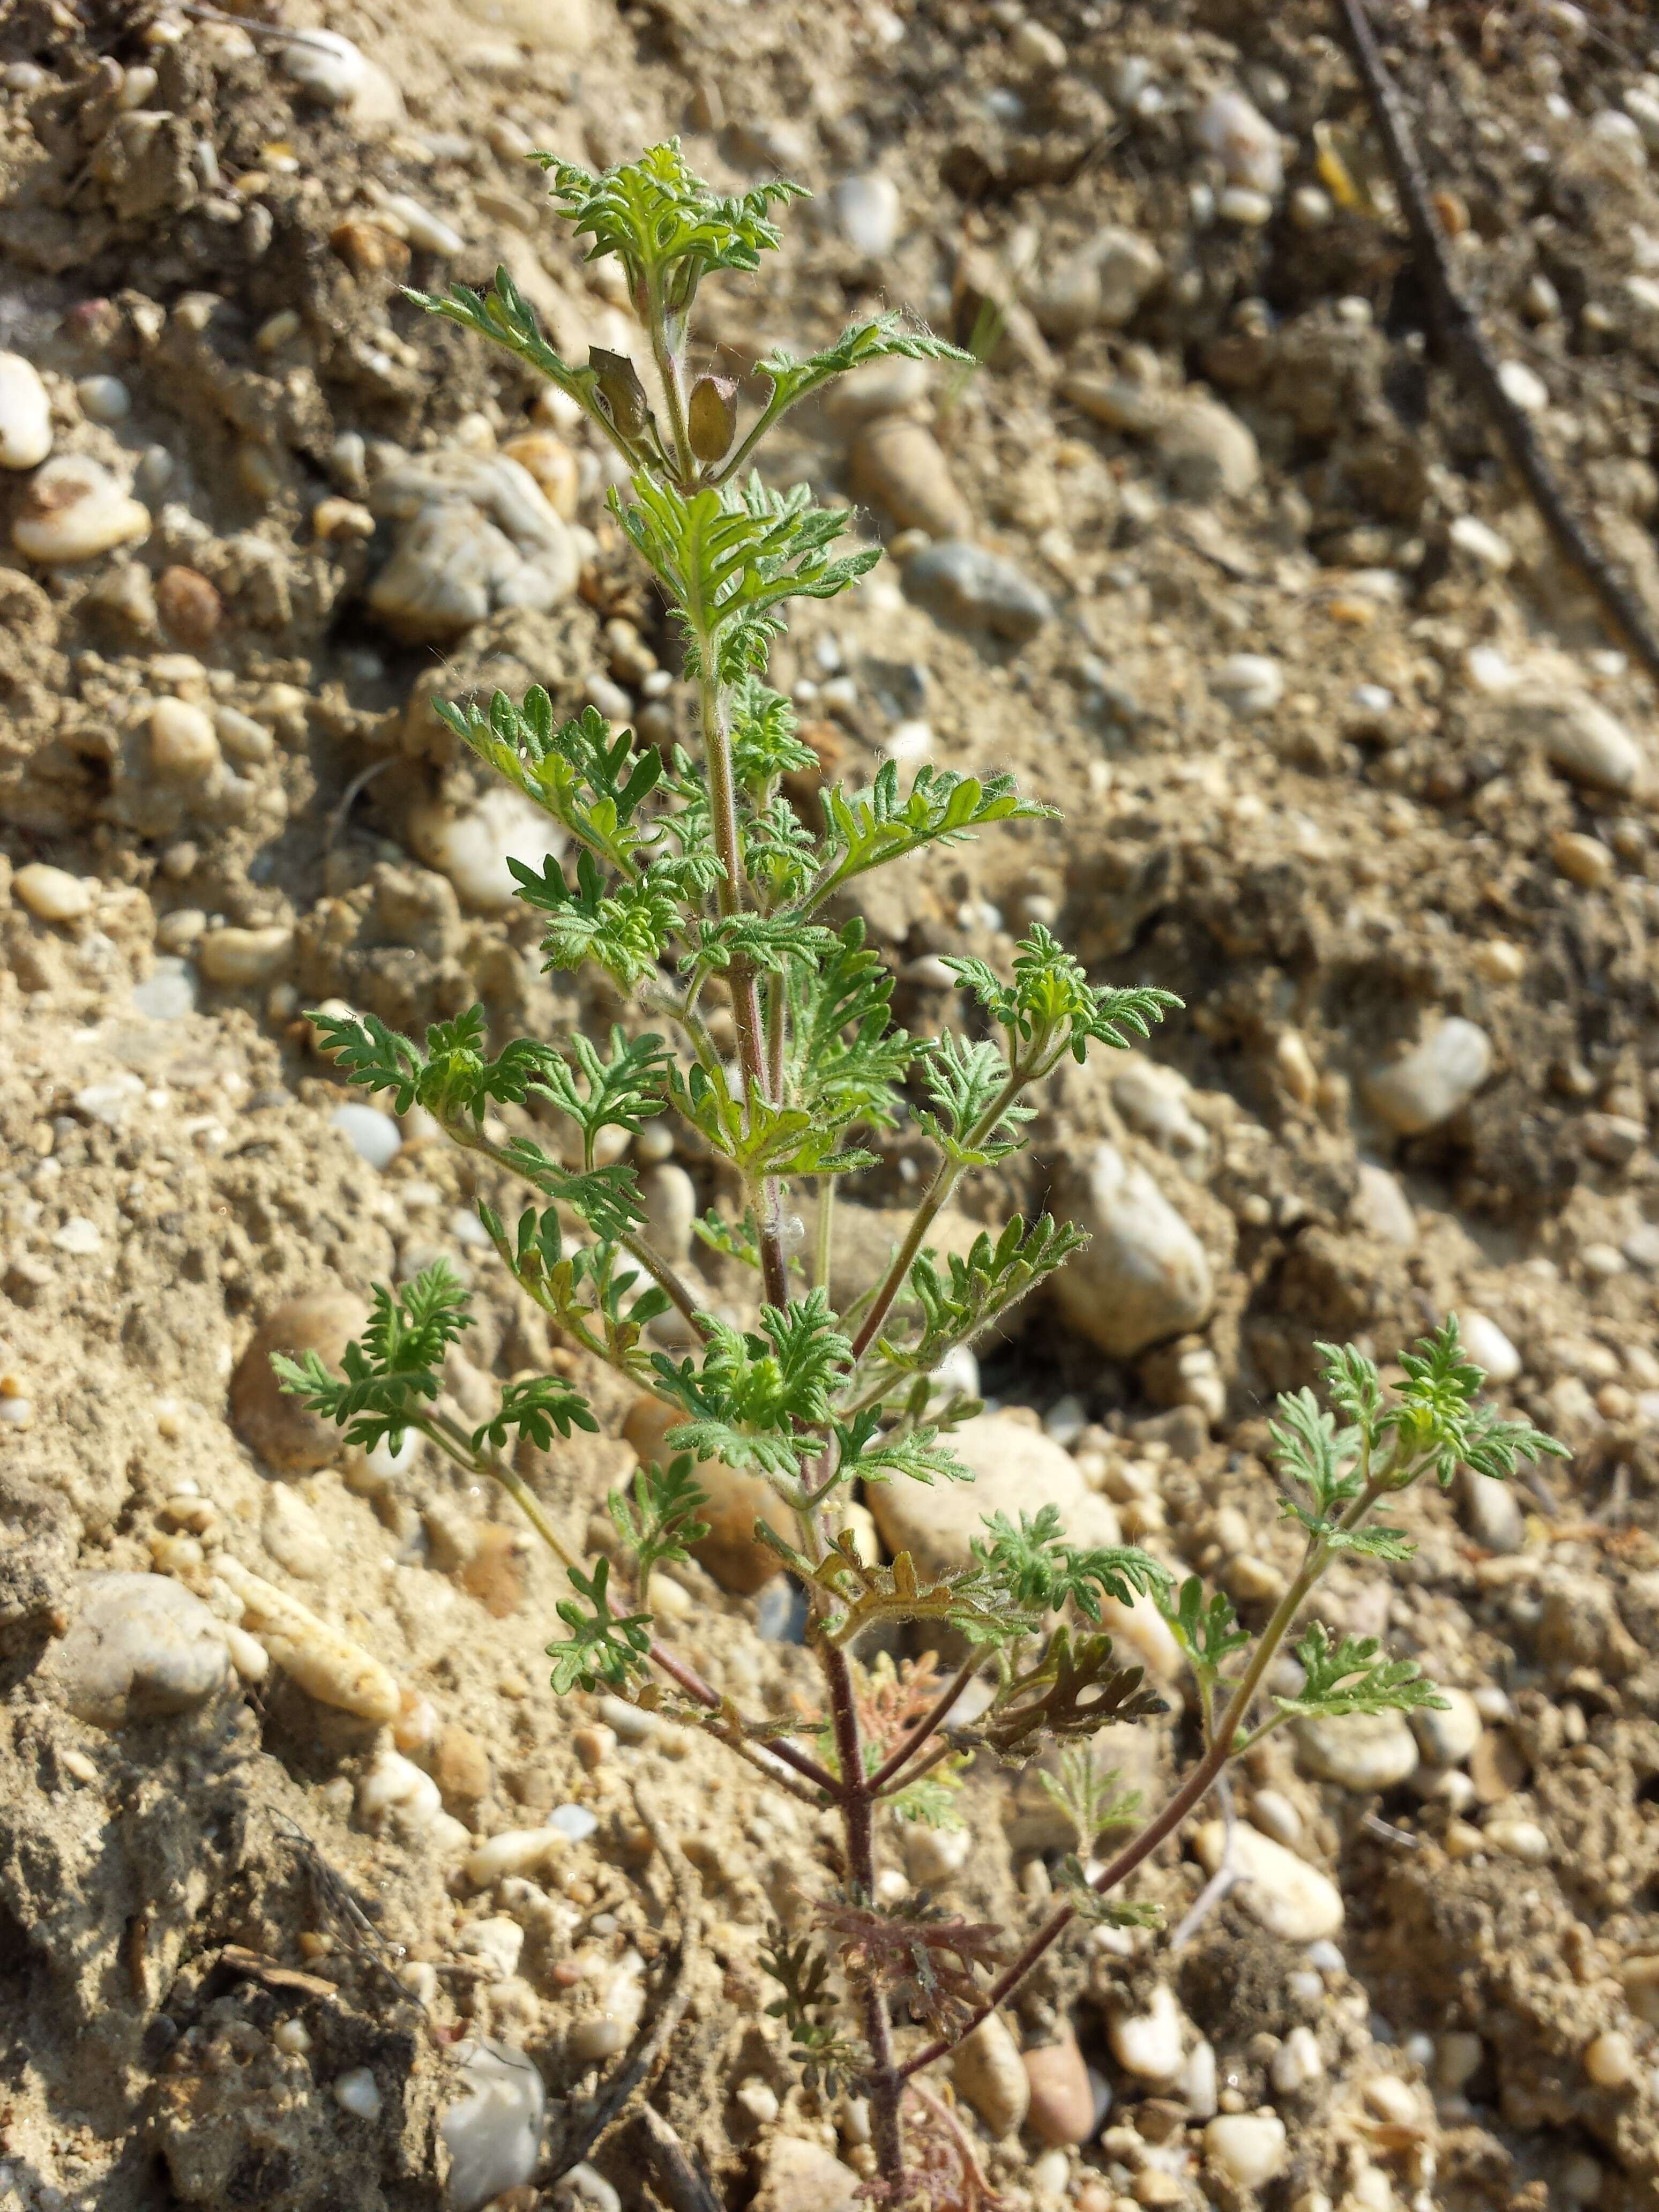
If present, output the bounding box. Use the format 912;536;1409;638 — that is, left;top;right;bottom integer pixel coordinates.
630;2103;723;2212
821;1642;906;2178
1334;0;1659;686
548;1789;701;2176
648;1639;839;1796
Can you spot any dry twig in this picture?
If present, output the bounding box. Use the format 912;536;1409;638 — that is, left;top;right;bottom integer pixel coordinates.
545;1786;703;2181
1334;0;1659;685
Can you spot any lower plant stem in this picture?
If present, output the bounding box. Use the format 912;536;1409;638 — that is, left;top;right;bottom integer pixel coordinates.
821;1640;906;2180
848;1155;962;1362
895;1490;1385;2084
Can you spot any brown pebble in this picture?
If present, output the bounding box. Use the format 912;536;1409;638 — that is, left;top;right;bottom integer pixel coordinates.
1023;2027;1095;2146
155;565;222;647
500;431;579;519
1469;1725;1529;1804
460;1525;526;1618
330;220;411;278
229;1292;370;1471
434;1722;491;1808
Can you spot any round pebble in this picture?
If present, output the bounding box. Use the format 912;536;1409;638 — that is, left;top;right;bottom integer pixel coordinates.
230;1292;371;1470
76;373;132;423
13;863;93;923
1583;2030;1635;2088
1205;2113;1287;2188
149;697;221;782
331;1103;402;1170
0;352;53;469
45;1572;229;1728
13;455;150;563
199;925;294;987
333;2067;382;2120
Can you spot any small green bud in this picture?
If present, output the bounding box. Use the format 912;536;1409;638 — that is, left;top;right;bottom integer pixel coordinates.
687;372;738;466
590;347;652;439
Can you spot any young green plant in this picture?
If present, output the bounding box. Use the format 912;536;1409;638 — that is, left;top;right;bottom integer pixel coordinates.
276;145;1564;2203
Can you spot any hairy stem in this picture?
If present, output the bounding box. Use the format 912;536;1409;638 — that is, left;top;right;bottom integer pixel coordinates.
865;1654;981;1795
821;1641;906;2179
694;656;789;1310
847;1065;1027;1364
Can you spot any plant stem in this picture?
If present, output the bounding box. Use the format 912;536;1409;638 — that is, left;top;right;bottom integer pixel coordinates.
813;1178;836;1296
865;1654;980;1795
694;656;789;1310
821;1640;906;2179
847;1065;1027;1364
895;1482;1389;2084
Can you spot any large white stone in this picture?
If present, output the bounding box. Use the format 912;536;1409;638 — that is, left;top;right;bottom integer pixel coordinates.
1052;1142;1213;1358
1507;687;1645;794
1194;1819;1343;1942
440;2039;545;2211
1295;1709;1419;1792
46;1572;228;1728
866;1411;1121;1578
0;351;52;469
368;450;580;640
13;455;149;564
1363;1019;1492;1135
409;786;566;913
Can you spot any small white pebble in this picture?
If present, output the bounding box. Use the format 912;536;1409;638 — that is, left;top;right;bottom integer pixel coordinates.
331;1103;402;1170
76;374;132;423
1583;2030;1635;2088
274;2017;312;2057
333;2067;382;2119
13;863;94;923
52;1216;103;1256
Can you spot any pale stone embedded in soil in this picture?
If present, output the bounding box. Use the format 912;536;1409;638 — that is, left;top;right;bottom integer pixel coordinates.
440;2038;545;2212
1023;2026;1096;2144
1204;2113;1288;2188
866;1409;1120;1578
13;863;93;922
1461;1309;1522;1384
831;170;900;256
13;455;150;563
1050;1141;1214;1359
952;2009;1029;2137
230;1291;371;1470
1193;88;1284;193
850;416;972;537
261;1484;333;1579
902;539;1054;639
1352;1161;1416;1246
45;1571;229;1728
752;2136;863;2212
1195;1819;1344;1941
1109;1982;1185;2082
0;351;53;468
1410;1688;1483;1767
1157;397;1260;499
1296;1709;1419;1792
212;1555;401;1722
1363;1019;1493;1136
408;785;567;913
197;924;293;986
367;449;580;640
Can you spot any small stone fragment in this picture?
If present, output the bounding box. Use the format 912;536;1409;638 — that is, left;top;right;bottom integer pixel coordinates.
851;417;970;538
902;539;1053;641
1296;1710;1419;1792
231;1292;371;1471
408;787;565;913
1109;1984;1184;2083
462;1828;567;1886
1193;89;1284;193
1352;1161;1416;1247
752;2135;864;2212
358;1746;443;1834
435;1723;491;1807
1460;1310;1521;1384
199;925;294;986
498;431;579;519
213;1555;400;1722
1193;1820;1343;1941
952;2011;1029;2138
1023;2028;1095;2144
1157;398;1260;499
46;1572;229;1728
331;1102;402;1169
149;697;221;783
333;2067;383;2120
261;1484;333;1578
368;449;580;641
13;455;150;563
1552;829;1615;888
0;351;53;469
1204;2114;1287;2189
1363;1019;1492;1135
1583;2031;1635;2089
1052;1142;1214;1358
1210;653;1282;718
155;565;222;648
14;863;93;923
1410;1688;1482;1768
831;171;900;257
441;2041;544;2212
